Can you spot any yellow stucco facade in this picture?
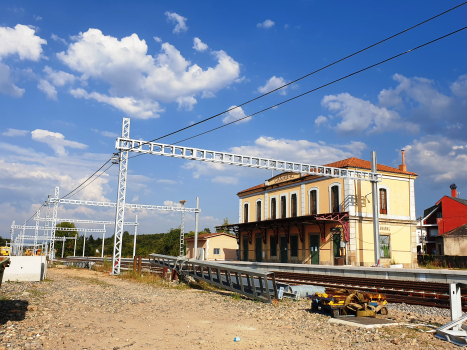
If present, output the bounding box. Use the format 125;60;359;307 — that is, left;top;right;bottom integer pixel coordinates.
235;158;418;268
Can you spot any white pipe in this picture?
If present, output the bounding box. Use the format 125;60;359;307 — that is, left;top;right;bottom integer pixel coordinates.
194;197;199;259
133;215;138;258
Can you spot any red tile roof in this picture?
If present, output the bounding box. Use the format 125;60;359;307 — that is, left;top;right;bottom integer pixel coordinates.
184;232;236;241
324;157;417;176
237;157;417;195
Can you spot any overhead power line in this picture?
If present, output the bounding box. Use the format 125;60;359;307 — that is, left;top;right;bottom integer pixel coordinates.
127;1;467;150
170;26;467;144
66;163;115;199
61;157;113;200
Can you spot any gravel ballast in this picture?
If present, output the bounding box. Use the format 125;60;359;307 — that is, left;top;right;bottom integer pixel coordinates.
0;266;460;349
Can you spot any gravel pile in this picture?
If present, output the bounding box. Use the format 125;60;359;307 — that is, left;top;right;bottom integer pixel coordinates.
387;302;451;318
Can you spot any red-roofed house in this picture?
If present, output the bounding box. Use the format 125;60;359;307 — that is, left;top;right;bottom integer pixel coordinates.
219;152;419;268
185;232;238;261
421;184;467;255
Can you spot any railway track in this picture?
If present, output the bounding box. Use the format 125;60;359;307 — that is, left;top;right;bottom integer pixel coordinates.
57;257;465;310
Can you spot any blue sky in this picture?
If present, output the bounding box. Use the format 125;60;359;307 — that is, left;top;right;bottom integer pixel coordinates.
1;1;467;238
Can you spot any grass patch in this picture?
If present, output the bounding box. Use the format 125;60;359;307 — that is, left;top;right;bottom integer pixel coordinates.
230;293;241;301
93;257;112;272
117;270;190;290
42;278;53;283
27;289;46;298
70;276;110;286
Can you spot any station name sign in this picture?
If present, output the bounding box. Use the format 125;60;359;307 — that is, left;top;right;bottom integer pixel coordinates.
271;173;298;184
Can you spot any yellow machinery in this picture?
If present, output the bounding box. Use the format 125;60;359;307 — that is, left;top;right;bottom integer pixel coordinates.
25;249;42;256
310;288;388;318
0;247;10;256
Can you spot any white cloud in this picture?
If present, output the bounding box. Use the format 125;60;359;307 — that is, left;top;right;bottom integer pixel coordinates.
153;36;162;43
212;176;238;185
51;33;68;45
0;24;46;61
2;128;28;137
131;195;139;203
157;179;178;185
321;92;419;135
37;79;57;100
257;19;275;29
0;140;115;236
163;200;182;207
314;115;327;126
165;12;188;34
193;37;208;52
404;136;467;184
70;88;164;119
31;129;87;156
451;75;467;98
258;76;287;95
230;137;366;164
57;29;240;116
379;74;451;111
222;106;251;124
100;131;118;138
43;66;77;86
201;91;216;99
176;95;197;111
184;136;367;179
0;63;25;97
34;15;42;21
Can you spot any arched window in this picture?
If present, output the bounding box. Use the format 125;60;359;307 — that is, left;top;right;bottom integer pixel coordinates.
291;194;297;217
310;190;317;215
256;200;262;221
281;196;287;218
271;198;277;219
331;185;339;212
244;203;249;223
379;188;387;214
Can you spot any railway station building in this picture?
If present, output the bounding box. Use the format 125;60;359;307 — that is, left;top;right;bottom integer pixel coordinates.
221;154;418;268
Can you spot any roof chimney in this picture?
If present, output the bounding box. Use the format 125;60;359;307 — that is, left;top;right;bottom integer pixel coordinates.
450;183;457;198
399;150;407;172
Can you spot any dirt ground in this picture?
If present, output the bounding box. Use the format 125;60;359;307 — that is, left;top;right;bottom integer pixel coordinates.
0;266;459;349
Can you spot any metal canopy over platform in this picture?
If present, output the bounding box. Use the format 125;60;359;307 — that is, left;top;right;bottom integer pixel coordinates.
218;211;349;244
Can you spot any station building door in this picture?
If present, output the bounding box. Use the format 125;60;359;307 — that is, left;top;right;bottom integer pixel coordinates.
280;236;288;263
255;235;262;262
310;235;319;265
242;235;249;261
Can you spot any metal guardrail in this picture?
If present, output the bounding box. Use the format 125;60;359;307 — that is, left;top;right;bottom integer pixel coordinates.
149;254;278;303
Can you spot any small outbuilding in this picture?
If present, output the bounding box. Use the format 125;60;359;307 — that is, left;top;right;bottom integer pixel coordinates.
435;223;467;256
185;232;238;261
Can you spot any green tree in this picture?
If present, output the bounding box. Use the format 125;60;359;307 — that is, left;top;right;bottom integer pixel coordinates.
216;217;231;232
55;222;79;257
0;236;9;247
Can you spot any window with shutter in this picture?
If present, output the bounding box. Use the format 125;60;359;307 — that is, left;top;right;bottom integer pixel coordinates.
310;190;317;215
281;196;287;218
291;194;297;217
331;186;339;212
271;198;276;219
379;189;387;214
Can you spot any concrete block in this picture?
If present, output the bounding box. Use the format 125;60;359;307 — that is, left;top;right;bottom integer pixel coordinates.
2;256;47;282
